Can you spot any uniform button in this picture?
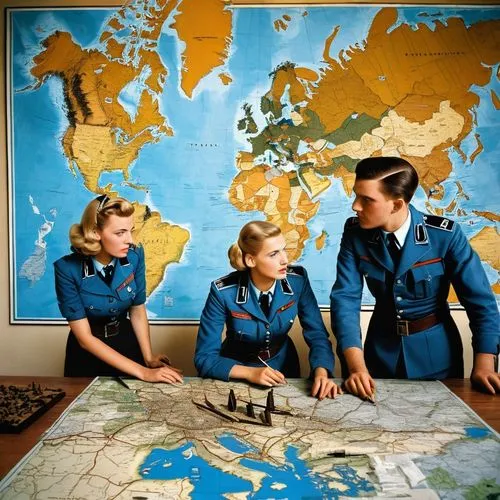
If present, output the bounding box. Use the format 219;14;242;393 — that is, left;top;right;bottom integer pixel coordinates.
426;276;432;281
127;286;132;292
396;296;402;302
289;320;293;324
265;324;270;329
396;279;402;284
89;305;94;310
398;310;404;314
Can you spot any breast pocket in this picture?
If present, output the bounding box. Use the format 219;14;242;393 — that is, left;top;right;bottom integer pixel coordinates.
409;259;445;299
229;313;258;342
359;260;386;298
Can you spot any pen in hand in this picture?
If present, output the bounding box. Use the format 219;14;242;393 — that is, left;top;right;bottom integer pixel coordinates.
257;356;287;385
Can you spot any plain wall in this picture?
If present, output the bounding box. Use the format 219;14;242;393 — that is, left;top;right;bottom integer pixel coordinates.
0;0;479;378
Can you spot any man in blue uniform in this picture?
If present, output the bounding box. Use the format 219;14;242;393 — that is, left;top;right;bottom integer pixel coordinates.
330;157;499;397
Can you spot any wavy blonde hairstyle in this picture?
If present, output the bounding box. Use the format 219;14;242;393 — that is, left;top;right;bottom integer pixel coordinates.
228;221;281;271
69;196;134;255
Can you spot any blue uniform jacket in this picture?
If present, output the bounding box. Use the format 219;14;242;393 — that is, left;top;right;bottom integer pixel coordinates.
330;205;499;379
54;245;146;322
195;266;335;381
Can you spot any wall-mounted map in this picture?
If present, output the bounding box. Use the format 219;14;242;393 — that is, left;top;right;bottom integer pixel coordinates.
7;1;500;322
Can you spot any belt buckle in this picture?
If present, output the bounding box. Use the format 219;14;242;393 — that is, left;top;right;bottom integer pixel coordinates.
396;320;409;336
104;320;119;338
259;349;271;361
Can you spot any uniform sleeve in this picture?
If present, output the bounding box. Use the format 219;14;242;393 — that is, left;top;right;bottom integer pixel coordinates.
132;245;147;306
296;269;335;376
330;227;364;352
54;259;86;321
446;224;500;354
194;283;238;380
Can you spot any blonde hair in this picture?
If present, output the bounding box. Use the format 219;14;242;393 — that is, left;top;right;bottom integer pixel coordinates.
69;196;134;255
228;221;281;271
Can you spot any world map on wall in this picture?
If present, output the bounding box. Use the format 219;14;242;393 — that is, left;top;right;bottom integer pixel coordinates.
8;1;500;321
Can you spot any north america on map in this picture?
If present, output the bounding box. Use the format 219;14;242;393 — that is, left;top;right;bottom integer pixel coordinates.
9;1;500;320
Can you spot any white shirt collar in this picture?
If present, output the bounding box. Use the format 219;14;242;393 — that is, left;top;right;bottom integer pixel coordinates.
382;209;411;248
93;257;116;274
249;278;276;303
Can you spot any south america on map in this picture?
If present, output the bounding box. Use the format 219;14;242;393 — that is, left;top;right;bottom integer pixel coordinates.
9;1;500;320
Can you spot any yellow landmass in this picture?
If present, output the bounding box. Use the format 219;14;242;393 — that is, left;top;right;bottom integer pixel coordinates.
307;8;499;187
31;23;172;193
469;133;484;164
469;226;499;270
172;0;232;98
445;199;457;213
491;89;500;110
218;72;233;85
228;167;319;261
236;151;258;171
492;281;500;295
62;124;155;193
333;165;356;197
472;211;500;222
299;167;331;199
274;19;287;32
132;204;190;296
283;14;291;22
315;231;327;251
295;67;319;82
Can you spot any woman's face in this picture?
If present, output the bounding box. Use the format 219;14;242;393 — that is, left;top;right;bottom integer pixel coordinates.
246;234;289;289
95;214;134;263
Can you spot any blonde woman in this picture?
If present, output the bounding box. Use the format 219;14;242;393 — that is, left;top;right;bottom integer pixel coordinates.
195;221;340;399
54;195;182;383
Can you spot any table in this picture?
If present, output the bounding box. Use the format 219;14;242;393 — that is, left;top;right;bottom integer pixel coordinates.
0;376;498;480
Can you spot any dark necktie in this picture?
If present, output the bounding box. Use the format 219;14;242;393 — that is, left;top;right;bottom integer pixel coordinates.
102;265;114;285
259;292;270;318
387;233;401;266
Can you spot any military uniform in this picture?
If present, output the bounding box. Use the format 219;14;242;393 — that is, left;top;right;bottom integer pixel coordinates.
195;266;335;381
330;204;499;379
54;245;147;376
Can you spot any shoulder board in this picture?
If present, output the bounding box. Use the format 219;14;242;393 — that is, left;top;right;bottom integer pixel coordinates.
423;214;455;232
345;216;359;229
215;272;239;290
286;265;305;276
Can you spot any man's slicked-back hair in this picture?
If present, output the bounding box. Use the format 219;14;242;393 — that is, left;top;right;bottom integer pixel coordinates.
355;157;419;203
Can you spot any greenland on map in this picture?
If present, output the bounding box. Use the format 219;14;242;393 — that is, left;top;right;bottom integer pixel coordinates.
7;1;500;322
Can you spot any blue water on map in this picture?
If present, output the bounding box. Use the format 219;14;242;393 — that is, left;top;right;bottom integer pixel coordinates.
217;433;258;454
140;438;375;498
139;442;252;498
465;427;491;439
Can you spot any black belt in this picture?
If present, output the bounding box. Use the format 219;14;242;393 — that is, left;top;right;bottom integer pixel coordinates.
396;312;447;336
89;316;126;339
221;337;287;363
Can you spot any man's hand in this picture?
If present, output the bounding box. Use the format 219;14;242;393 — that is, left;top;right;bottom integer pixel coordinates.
311;367;342;400
343;370;375;399
471;353;500;394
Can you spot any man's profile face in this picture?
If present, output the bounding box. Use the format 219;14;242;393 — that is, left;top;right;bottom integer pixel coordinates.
351;179;396;230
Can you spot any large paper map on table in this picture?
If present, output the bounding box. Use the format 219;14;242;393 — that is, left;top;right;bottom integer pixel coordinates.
0;378;499;499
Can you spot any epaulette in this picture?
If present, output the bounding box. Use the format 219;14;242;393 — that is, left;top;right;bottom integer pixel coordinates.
345;216;359;229
286;265;305;276
423;214;455;232
215;272;239;290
